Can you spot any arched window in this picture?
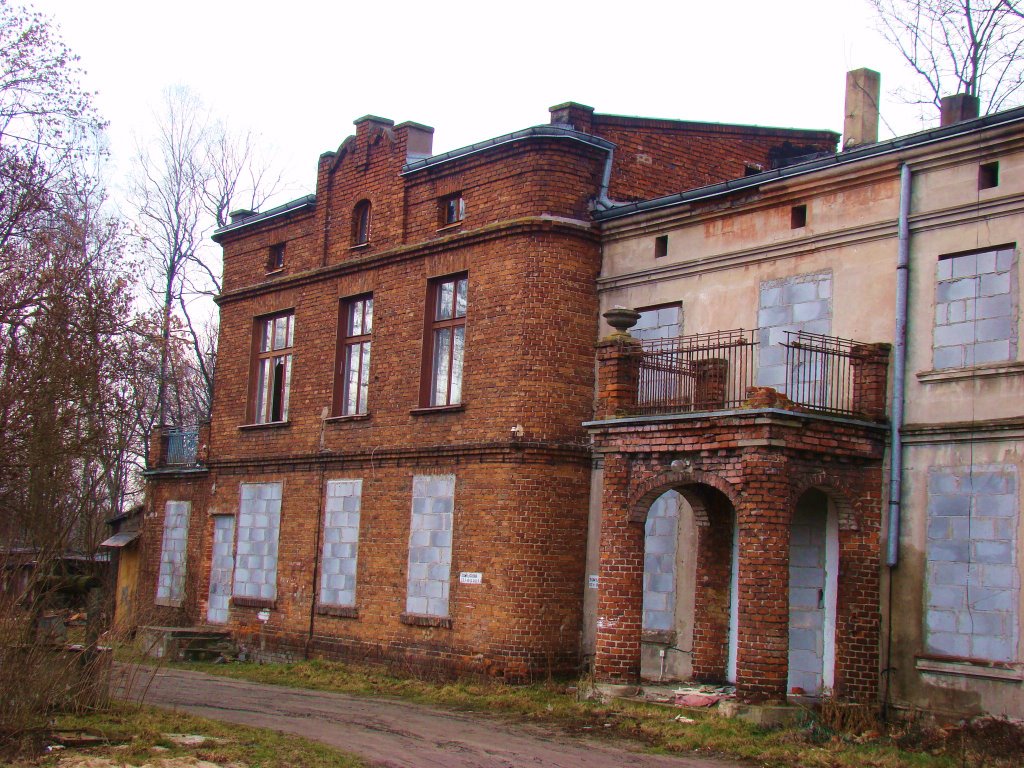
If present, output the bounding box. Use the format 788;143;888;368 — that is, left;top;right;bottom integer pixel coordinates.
352;199;371;245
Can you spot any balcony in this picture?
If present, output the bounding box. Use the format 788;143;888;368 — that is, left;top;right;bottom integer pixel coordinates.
600;326;890;423
149;424;209;470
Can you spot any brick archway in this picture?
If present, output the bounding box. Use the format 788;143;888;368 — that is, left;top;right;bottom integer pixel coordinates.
629;468;740;525
789;470;859;531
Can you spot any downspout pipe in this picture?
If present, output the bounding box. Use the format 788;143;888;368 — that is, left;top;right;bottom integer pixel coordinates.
886;162;912;567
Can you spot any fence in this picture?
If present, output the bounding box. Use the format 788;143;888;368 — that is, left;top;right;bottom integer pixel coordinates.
782;331;859;417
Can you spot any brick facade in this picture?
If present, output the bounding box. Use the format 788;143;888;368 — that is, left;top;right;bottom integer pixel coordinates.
142;102;843;680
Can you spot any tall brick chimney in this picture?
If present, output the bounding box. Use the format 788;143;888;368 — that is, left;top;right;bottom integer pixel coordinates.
843;68;880;149
940;94;980;126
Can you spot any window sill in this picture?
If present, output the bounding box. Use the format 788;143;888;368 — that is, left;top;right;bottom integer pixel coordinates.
641;630;677;645
349;242;371;251
324;413;370;424
231;596;276;610
915;655;1023;681
238;420;291;431
316;604;358;619
436;222;463;234
410;404;465;416
265;268;284;276
917;361;1024;382
400;612;452;629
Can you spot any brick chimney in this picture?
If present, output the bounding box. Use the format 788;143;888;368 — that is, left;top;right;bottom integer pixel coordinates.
396;121;434;162
549;102;595;133
843;68;880;149
940;94;980;126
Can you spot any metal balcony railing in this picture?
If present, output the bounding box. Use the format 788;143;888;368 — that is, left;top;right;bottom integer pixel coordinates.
164;427;200;466
636;329;881;419
637;329;757;415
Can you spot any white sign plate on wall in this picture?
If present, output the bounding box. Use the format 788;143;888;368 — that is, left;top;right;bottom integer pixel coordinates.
588;574;599;589
459;572;483;584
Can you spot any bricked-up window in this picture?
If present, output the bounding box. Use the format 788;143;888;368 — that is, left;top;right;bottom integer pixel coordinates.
440;193;464;226
155;500;190;607
406;474;455;617
422;274;468;406
253;312;294;423
925;465;1019;661
352;199;371;245
933;246;1017;369
267;243;285;271
319;479;362;608
335;295;372;416
233;482;282;604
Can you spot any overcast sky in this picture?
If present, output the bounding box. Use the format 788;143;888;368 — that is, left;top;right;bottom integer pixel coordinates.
32;0;936;210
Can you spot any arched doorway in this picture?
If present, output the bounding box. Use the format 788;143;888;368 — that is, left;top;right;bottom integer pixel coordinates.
787;488;838;696
638;482;738;684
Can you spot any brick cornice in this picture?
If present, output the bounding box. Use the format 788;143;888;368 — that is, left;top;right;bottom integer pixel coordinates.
205;440;591;474
216;216;597;307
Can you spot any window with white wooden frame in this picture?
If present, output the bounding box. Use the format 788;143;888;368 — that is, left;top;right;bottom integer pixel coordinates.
335;296;372;416
252;312;294;423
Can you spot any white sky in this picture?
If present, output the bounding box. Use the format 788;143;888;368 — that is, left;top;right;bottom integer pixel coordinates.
34;0;934;210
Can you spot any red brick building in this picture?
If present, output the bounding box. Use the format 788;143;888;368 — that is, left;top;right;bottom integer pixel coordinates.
140;103;837;681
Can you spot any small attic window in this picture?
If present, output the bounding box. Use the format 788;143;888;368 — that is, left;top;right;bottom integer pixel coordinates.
654;235;668;258
744;162;763;177
979;161;999;190
352;200;372;246
791;204;807;229
440;193;464;227
267;243;285;272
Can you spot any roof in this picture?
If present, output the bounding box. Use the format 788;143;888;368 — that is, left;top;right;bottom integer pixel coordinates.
100;531;140;548
213;194;317;239
593;104;1024;222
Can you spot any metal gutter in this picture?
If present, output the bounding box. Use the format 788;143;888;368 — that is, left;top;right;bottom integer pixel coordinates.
593;105;1024;222
887;163;912;568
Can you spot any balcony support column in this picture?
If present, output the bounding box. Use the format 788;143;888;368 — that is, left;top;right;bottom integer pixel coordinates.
595;336;642;420
851;342;891;421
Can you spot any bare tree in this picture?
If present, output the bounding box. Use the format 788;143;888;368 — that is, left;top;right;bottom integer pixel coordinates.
131;87;281;423
871;0;1024;114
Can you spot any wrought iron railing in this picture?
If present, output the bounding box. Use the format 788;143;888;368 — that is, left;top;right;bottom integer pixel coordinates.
164;427;200;466
637;329;757;415
782;331;859;418
636;329;878;419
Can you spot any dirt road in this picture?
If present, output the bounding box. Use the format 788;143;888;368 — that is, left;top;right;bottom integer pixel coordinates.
119;666;739;768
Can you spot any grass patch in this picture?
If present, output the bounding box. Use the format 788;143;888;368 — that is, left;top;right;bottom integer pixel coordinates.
170;659;1014;768
8;701;365;767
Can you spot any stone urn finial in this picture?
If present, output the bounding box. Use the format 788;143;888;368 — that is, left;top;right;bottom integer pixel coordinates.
603;306;641;338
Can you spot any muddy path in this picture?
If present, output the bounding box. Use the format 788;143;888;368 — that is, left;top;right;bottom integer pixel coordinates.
118;666;740;768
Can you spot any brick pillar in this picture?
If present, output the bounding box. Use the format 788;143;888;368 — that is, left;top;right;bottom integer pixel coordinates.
595;336;642;420
693;358;729;410
691;511;734;681
197;421;212;465
734;450;791;703
851;343;891;421
148;426;166;469
594;453;645;682
834;468;883;701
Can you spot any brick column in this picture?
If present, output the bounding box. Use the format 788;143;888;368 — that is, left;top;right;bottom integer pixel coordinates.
197;421;212;465
148;426;166;469
850;343;891;421
834;467;883;700
734;450;791;703
594;453;645;682
693;358;729;410
594;336;642;420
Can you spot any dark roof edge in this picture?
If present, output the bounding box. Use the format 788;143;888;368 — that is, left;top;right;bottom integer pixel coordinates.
592;112;838;140
213;194;317;239
400;125;615;175
594;105;1024;221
